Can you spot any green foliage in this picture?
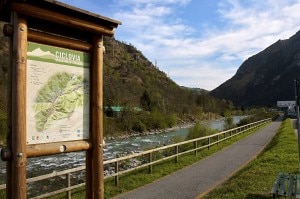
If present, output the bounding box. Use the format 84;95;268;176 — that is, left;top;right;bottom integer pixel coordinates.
132;120;146;133
223;111;236;130
185;123;217;140
148;110;167;129
237;111;279;127
204;119;298;198
0;110;7;146
118;107;136;131
0;190;5;199
34;72;88;132
223;116;235;130
170;136;185;144
165;114;177;127
196;91;233;115
140;91;152;111
104;109;179;136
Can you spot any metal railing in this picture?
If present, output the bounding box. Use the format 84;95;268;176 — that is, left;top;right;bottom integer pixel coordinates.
0;118;271;198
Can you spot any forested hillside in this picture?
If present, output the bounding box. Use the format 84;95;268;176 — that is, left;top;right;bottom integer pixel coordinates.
102;36;235;136
103;37;232;115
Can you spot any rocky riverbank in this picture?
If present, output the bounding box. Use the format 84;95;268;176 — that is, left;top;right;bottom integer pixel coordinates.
104;122;195;141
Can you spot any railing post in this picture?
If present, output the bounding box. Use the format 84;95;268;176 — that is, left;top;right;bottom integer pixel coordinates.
115;159;119;186
208;137;211;150
194;141;198;156
175;145;179;163
148;152;152;174
67;173;71;199
217;134;219;145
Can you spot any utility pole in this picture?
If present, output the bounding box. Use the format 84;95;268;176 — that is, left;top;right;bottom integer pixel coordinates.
294;79;300;172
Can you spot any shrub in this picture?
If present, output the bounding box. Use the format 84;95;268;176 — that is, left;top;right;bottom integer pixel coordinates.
0;110;7;146
132;120;146;133
165;114;177;128
186;123;216;140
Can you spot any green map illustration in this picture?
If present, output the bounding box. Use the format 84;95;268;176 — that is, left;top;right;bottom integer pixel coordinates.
33;72;89;132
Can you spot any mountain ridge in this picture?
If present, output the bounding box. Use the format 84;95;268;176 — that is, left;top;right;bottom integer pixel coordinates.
210;30;300;107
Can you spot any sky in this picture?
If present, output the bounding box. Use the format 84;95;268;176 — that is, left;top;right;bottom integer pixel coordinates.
59;0;300;91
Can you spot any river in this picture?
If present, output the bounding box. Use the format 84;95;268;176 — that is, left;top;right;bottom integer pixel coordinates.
104;116;244;159
0;116;246;195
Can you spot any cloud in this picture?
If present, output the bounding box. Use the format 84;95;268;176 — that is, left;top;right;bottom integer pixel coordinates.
117;0;191;6
170;63;237;90
60;0;300;90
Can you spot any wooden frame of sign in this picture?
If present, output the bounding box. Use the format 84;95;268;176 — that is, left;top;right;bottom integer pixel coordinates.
0;0;121;198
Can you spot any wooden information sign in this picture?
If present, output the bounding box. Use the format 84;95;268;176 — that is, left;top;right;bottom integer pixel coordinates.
0;0;121;198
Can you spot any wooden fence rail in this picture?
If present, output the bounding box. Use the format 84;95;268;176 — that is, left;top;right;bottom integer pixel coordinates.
0;118;271;198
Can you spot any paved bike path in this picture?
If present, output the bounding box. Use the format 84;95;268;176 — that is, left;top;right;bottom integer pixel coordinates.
113;117;282;199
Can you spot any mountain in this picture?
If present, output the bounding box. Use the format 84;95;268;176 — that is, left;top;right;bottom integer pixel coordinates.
102;37;235;116
210;30;300;107
102;37;194;113
27;47;55;58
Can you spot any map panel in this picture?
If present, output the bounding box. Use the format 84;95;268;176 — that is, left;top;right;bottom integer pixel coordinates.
26;42;90;145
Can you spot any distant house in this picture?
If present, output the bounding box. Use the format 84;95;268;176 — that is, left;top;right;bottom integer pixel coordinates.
277;101;296;118
104;106;123;117
104;106;142;117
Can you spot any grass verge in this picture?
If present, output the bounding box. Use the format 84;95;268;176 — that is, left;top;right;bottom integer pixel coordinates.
43;123;269;199
203;118;298;199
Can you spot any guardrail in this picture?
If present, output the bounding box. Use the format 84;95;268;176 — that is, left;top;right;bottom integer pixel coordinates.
0;118;271;198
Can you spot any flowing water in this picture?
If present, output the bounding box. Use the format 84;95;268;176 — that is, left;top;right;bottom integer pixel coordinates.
0;116;246;196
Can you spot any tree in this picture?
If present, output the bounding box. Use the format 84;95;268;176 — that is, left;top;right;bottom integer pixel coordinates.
223;110;235;130
140;91;152;111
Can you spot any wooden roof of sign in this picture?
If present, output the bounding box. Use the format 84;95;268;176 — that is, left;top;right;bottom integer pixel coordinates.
0;0;121;38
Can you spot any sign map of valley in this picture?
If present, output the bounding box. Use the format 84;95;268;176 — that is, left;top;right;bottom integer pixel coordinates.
26;42;90;145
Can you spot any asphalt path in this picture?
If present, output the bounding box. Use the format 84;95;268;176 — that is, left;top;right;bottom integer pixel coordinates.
113;117;283;199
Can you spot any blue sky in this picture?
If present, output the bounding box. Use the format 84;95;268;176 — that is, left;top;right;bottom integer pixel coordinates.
59;0;300;90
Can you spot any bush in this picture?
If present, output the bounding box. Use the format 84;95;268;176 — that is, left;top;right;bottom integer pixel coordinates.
223;115;236;130
237;111;279;127
132;120;146;133
185;123;216;140
0;110;7;146
165;114;177;128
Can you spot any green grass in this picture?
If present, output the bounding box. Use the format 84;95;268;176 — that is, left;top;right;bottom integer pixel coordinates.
42;123;268;199
203;119;298;199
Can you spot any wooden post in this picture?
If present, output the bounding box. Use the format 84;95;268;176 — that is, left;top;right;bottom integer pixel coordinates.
208;137;211;150
148;153;153;174
90;35;105;199
0;2;120;199
85;150;93;199
194;141;197;156
115;160;119;186
67;173;71;199
175;145;179;163
6;14;14;199
11;14;27;199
